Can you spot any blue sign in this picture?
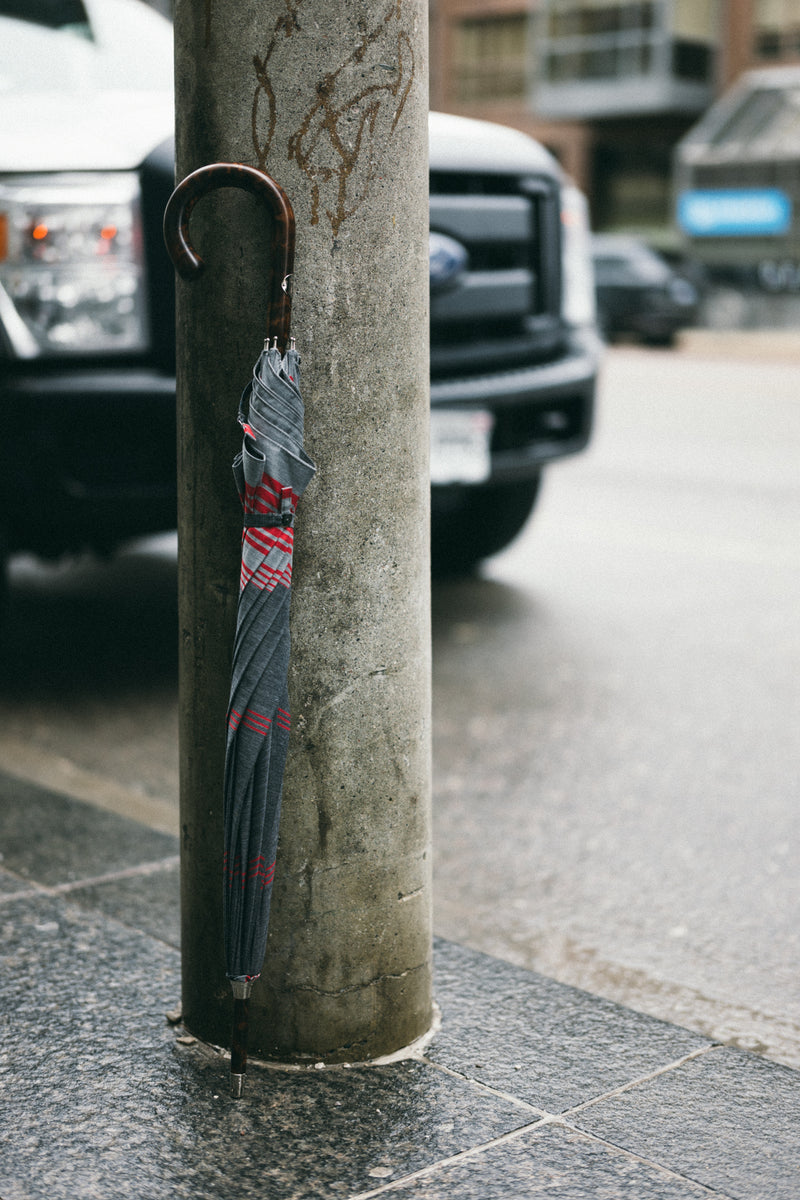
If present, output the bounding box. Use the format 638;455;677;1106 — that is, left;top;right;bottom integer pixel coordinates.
678;188;792;237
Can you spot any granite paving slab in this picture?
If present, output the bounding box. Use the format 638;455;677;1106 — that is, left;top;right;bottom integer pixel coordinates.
68;861;181;948
429;939;711;1112
573;1045;800;1200
371;1122;730;1199
0;771;177;887
0;865;32;897
0;896;539;1200
2;774;797;1199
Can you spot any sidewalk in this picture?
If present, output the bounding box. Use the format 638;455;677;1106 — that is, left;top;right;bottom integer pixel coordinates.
677;326;800;361
1;770;797;1200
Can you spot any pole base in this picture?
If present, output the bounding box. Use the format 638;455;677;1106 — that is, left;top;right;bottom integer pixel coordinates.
231;1071;245;1099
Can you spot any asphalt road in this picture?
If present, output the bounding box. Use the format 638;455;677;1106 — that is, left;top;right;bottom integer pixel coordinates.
2;339;798;1067
433;339;800;1069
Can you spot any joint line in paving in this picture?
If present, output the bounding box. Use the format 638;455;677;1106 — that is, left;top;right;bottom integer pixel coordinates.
556;1043;717;1121
555;1122;737;1200
349;1046;723;1199
347;1117;559;1200
0;855;181;906
419;1055;551;1116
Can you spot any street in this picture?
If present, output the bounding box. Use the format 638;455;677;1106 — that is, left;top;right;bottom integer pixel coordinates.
1;340;798;1067
433;339;800;1069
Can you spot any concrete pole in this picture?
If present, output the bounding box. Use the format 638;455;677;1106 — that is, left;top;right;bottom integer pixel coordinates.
174;0;432;1061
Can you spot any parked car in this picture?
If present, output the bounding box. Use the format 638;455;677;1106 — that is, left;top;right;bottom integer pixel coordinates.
0;0;599;592
591;234;699;346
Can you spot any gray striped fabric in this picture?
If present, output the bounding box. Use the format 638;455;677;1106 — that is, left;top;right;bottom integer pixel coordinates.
223;343;315;982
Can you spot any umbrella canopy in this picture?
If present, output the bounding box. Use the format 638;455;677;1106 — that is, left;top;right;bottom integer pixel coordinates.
224;340;315;979
164;164;315;1097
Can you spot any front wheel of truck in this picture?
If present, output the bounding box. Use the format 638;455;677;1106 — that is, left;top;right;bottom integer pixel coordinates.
431;475;542;576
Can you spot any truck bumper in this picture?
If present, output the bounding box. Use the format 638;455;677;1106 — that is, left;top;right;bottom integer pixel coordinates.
0;366;177;556
430;331;599;486
2;332;599;557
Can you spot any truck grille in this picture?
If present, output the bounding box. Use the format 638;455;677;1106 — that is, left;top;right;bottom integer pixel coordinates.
429;170;564;378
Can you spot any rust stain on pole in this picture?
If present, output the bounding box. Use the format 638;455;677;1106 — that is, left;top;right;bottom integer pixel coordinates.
252;0;415;235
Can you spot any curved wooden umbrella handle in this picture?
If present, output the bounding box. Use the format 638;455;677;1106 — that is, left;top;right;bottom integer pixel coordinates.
163;162;296;351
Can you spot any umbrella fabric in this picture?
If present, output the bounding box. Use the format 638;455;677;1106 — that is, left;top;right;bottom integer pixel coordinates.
223;341;315;984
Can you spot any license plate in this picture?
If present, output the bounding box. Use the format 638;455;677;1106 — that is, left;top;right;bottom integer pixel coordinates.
430;408;493;485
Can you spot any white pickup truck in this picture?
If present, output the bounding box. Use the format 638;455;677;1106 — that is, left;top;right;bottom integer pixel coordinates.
0;0;598;587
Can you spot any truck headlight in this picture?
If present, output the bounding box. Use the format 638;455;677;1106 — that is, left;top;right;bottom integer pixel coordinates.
560;183;596;329
0;172;148;358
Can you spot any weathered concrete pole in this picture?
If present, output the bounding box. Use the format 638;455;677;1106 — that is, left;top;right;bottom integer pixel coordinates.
174;0;432;1061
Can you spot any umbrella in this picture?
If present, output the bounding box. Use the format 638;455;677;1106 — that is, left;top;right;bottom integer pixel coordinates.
164;163;315;1098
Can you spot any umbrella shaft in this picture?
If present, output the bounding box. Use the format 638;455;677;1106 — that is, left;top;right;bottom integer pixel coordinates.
231;995;250;1087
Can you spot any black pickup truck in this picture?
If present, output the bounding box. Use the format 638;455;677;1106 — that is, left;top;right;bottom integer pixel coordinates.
0;0;598;587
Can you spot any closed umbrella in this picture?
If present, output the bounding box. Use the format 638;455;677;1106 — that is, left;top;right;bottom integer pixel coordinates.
164;163;315;1097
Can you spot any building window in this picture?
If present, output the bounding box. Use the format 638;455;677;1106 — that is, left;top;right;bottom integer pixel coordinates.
672;0;714;78
546;1;656;38
754;0;800;60
454;14;530;102
540;0;715;85
671;39;712;80
542;2;658;83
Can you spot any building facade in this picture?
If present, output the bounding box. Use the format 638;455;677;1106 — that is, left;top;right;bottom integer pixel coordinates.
430;0;800;242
